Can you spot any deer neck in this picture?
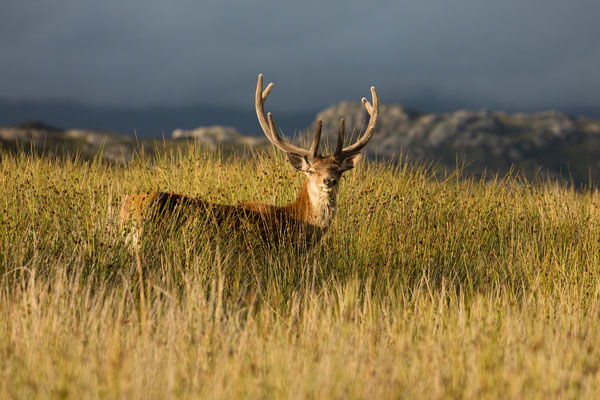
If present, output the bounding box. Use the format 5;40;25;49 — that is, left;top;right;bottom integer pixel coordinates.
291;179;338;230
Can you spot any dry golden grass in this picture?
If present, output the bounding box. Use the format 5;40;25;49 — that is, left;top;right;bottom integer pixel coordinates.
1;147;600;399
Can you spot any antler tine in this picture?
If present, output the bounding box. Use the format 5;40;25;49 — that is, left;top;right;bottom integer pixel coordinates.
334;118;345;159
266;113;297;151
262;82;274;101
339;86;379;159
255;74;309;156
308;120;322;161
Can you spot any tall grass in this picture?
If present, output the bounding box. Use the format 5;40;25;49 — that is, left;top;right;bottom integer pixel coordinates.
1;147;600;399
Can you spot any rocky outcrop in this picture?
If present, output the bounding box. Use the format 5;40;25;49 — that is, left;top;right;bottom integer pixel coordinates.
0;122;135;162
0;122;267;163
0;121;61;142
171;125;265;148
312;104;600;183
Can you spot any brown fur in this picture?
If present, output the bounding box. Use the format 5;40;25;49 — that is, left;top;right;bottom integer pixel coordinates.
120;156;355;247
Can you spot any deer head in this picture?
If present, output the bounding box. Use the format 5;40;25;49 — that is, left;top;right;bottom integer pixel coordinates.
255;74;379;196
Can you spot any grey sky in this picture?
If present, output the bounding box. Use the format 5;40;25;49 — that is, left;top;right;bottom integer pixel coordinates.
1;0;599;112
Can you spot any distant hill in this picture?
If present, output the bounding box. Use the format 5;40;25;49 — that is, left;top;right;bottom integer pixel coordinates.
0;99;316;138
3;101;600;186
0;121;268;162
2;98;598;139
312;103;600;185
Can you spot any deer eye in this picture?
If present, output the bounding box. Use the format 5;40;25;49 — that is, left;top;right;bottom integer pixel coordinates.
307;170;315;175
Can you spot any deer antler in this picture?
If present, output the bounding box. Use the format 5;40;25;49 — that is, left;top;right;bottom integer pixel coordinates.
256;74;322;161
335;86;379;160
334;118;345;159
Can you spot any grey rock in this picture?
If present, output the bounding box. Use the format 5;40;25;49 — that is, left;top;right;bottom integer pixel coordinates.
171;125;266;148
0;122;266;163
310;102;600;184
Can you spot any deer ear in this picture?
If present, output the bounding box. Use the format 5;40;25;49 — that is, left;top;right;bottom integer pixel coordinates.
287;153;310;172
340;153;362;172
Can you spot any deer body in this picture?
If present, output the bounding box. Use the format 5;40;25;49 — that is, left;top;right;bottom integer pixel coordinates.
120;74;378;247
120;159;339;245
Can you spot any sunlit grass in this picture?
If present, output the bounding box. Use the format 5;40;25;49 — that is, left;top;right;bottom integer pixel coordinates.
1;147;600;399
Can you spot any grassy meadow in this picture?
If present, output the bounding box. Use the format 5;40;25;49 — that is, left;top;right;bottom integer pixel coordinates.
1;145;600;399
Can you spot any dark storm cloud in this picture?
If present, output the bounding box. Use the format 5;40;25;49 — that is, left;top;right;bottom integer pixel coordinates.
1;0;599;112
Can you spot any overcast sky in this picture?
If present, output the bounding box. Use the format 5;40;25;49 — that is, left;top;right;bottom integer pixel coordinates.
1;0;599;113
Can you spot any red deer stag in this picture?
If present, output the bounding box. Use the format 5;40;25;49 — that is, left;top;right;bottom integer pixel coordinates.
120;74;379;246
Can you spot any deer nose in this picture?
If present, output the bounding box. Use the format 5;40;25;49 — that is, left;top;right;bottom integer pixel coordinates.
323;178;337;187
